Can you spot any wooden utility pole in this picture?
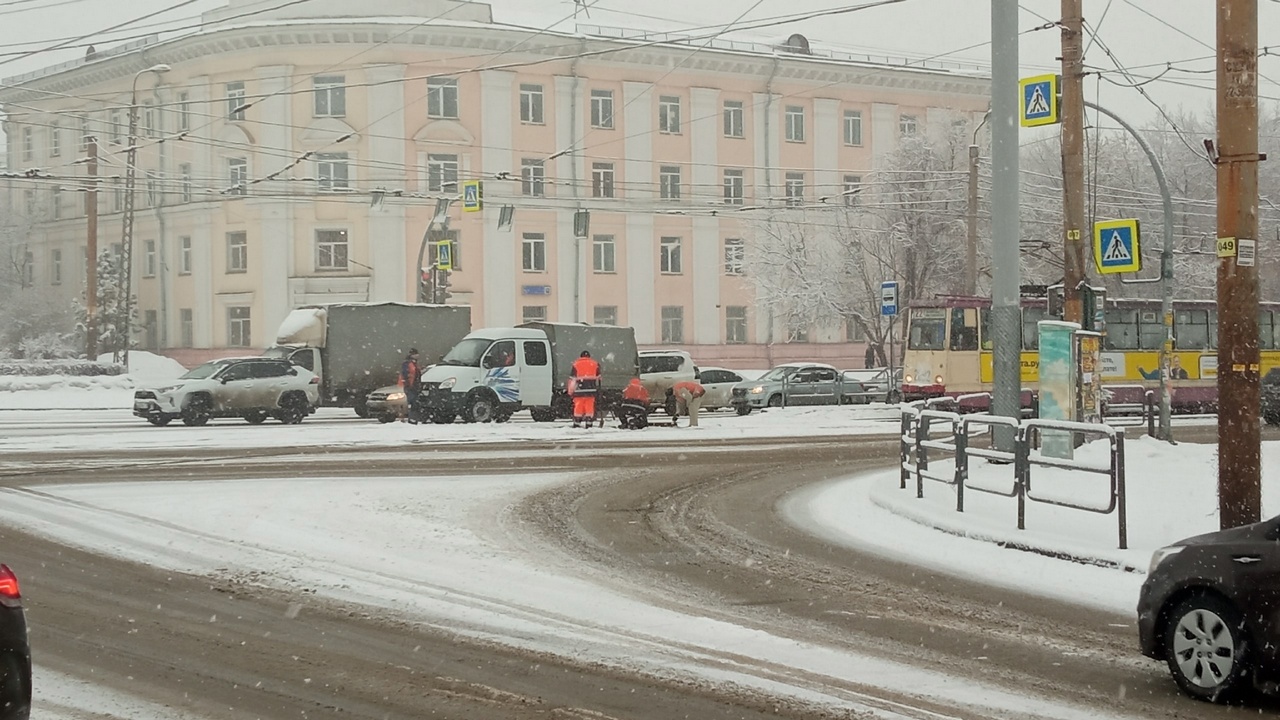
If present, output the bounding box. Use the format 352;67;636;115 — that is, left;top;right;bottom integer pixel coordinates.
1216;0;1262;529
1060;0;1087;324
85;136;99;360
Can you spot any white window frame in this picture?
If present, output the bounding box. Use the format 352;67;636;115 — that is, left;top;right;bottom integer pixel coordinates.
522;233;546;272
179;236;192;275
521;158;545;197
723;100;744;138
143;239;157;277
315;229;349;271
21;126;32;161
593;305;617;326
48;124;60;158
108;109;122;145
591;162;615;199
79;117;92;152
227;157;248;195
659;236;682;275
661;306;684;344
226;81;247;121
899;114;918;136
592;235;615;273
724;238;745;276
227;306;251;348
843;109;863;146
427;78;459;119
725;306;748;344
784;172;805;207
178;92;190;132
522;305;548;323
313;75;346;118
316;153;350;192
50;248;62;285
519;83;544;124
590;89;614;129
785;105;805;143
180;308;194;347
427;153;458;192
842;174;862;207
226;231;248;273
143;102;158;139
659;165;681;201
52;186;62;219
658;95;681;134
145;171;158;207
180;163;192;203
723;169;744;205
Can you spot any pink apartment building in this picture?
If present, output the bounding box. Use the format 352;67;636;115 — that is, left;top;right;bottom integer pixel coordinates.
0;0;989;368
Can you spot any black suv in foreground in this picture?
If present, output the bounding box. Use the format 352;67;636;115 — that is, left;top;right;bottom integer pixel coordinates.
0;564;30;720
1138;516;1280;702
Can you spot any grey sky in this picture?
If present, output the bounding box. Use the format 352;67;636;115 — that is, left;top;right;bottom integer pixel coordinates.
2;0;1278;130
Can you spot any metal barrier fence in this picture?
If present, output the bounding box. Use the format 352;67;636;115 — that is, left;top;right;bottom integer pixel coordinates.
899;403;1129;549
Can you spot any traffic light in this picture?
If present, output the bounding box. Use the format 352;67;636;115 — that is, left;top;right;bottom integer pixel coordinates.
419;268;432;303
433;267;452;304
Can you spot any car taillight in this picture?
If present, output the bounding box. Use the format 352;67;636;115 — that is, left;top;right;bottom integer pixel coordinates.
0;564;20;601
309;376;320;384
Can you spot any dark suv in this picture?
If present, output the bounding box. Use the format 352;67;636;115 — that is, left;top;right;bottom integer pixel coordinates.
1138;516;1280;702
0;564;30;720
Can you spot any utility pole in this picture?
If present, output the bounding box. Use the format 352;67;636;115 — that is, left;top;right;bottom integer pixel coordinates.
990;0;1021;446
966;143;979;296
85;136;99;360
1060;0;1088;324
1216;0;1262;529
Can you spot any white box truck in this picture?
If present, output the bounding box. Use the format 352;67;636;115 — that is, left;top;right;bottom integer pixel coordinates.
265;302;471;417
418;322;639;424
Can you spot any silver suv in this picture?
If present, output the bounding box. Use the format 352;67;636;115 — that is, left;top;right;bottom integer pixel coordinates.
133;357;320;427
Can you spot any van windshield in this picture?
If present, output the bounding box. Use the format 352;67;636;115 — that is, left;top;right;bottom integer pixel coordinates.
440;338;492;367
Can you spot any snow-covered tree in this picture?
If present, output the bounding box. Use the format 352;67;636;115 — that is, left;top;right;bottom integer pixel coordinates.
78;250;137;356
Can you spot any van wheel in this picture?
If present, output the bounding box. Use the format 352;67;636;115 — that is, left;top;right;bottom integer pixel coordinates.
530;407;556;423
494;408;513;423
431;411;456;424
1164;592;1251;703
181;395;211;426
463;393;496;423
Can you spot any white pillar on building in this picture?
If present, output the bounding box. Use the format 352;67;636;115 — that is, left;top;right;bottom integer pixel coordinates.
252;65;294;343
871;102;898;167
554;74;587;323
690;86;719;345
623;81;655;341
365;63;408;302
751;92;780;202
480;70;516;327
813;98;840;201
188;75;215;348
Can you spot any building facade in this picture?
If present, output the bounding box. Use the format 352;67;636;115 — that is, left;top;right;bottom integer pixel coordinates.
0;0;989;367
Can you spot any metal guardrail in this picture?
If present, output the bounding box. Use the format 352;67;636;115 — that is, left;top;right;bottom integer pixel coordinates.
899;404;1129;549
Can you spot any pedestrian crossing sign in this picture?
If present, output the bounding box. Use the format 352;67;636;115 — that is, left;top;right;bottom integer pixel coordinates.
1019;74;1060;128
461;179;483;212
1093;218;1141;274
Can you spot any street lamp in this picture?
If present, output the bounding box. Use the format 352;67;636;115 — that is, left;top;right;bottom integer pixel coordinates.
116;63;170;371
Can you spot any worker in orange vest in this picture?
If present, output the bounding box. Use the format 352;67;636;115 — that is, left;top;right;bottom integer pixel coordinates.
617;377;650;429
569;350;601;428
670;379;706;427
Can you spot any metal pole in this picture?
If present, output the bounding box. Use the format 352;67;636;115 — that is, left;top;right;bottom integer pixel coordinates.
1216;0;1262;529
116;81;141;369
990;0;1021;449
85;136;99;360
415;226;431;302
1083;101;1175;441
966;144;979;296
1061;0;1088;325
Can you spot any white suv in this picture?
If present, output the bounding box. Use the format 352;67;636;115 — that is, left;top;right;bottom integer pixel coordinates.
638;349;698;414
133;357;320;427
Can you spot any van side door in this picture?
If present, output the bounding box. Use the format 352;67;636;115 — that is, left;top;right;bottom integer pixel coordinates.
481;340;521;404
519;340;553;407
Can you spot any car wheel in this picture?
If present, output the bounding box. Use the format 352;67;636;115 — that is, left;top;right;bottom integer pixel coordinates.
353;397;370;419
276;394;309;425
0;650;30;718
146;415;173;427
664;395;679;417
463;393;496;423
530;407;556;423
245;411;269;425
767;394;783;408
181;395;211;426
734;405;752;416
431;410;456;424
377;413;397;424
887;389;902;404
1164;593;1251;702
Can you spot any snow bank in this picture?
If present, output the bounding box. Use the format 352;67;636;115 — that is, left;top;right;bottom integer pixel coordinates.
96;351;187;381
0;352;188;410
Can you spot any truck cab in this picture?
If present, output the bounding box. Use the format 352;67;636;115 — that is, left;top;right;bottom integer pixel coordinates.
420;329;555;423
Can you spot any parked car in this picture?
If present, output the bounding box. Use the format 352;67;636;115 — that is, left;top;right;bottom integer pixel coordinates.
639;349;698;414
132;357;320;427
730;363;845;415
365;385;409;423
841;367;903;404
695;367;746;410
0;564;31;720
1263;368;1280;426
1138;515;1280;702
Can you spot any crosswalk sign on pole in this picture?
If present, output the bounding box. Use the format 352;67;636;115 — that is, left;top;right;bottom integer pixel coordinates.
1093;219;1141;274
1019;74;1060;128
461;179;483;212
435;240;453;271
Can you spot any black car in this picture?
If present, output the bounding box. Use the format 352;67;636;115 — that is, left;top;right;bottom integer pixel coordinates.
0;564;30;720
1138;516;1280;702
1263;368;1280;426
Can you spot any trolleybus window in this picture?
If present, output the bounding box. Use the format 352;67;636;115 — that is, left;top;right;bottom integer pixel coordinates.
1138;310;1164;350
1262;311;1275;350
949;307;979;351
908;309;947;351
1104;308;1139;350
1175;309;1210;349
980;308;992;350
1021;307;1046;350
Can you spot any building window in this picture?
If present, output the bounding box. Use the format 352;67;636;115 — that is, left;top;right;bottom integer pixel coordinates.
49;124;60;158
658;95;681;134
143;102;158;139
522;305;547;323
899;114;917;136
593;305;617;326
724;238;745;276
112;184;122;212
591;162;614;198
590;89;614;129
144;309;158;351
659;165;681;201
789;323;810;343
226;231;247;273
143;239;156;277
723;169;744;205
843;174;862;207
844;109;863;146
316;229;349;271
427;229;461;270
226;81;246;121
661;306;684;344
108;109;122;145
21;250;33;287
785;172;805;207
519;83;544;124
427;154;458;192
521;158;545;197
23;189;35;216
145;171;158;207
179;236;192;274
846;317;866;342
723;100;744;138
180;163;192;203
52;187;63;219
313;75;346;117
726;306;748;344
785;105;805;142
227;306;251;347
659;236;682;274
522;232;546;272
79;117;91;152
21;127;32;161
592;234;615;273
316;153;350;192
427;77;459;119
178;92;190;131
180;308;193;347
50;248;62;285
227;157;247;195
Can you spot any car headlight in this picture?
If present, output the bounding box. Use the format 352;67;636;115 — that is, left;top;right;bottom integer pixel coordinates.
1148;546;1184;574
153;384;182;394
387;392;406;401
904;374;914;384
439;377;456;390
749;385;764;394
934;375;944;385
